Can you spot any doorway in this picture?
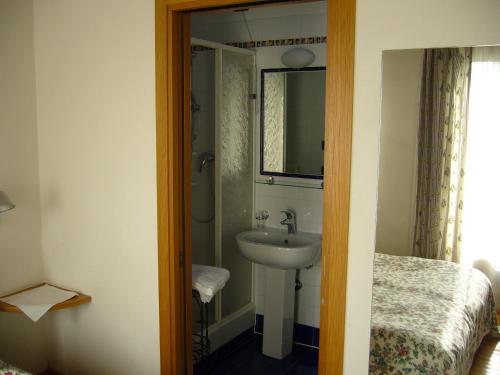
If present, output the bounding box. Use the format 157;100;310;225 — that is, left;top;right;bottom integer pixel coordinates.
155;0;355;373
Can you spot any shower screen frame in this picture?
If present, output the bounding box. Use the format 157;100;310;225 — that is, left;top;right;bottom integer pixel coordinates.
190;37;256;325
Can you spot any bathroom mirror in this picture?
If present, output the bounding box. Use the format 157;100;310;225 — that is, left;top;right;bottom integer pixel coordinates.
260;67;326;179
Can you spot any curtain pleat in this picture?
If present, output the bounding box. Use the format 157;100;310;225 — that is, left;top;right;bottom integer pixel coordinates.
413;48;472;262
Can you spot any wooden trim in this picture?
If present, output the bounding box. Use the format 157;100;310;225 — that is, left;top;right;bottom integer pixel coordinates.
181;12;194;375
167;0;269;11
155;2;170;372
0;283;91;313
156;1;189;374
156;0;356;374
187;0;318;14
318;0;356;373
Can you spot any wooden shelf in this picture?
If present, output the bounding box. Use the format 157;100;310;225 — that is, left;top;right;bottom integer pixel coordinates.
0;283;91;313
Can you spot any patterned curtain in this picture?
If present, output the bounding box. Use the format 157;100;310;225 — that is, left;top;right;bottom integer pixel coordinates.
413;48;472;262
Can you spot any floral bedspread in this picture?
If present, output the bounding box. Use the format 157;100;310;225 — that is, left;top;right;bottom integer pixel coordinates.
370;253;496;375
0;360;31;375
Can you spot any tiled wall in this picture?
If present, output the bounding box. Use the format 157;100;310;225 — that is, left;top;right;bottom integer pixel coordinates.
253;42;325;332
191;48;217;325
191;49;216;268
254;183;323;329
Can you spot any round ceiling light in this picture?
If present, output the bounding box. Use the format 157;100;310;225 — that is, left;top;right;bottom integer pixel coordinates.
281;48;316;69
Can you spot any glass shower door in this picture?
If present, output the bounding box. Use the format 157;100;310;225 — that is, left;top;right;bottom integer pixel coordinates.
216;49;255;319
190;38;255;328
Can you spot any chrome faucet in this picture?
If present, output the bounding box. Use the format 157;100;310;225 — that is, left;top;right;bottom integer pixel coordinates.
280;210;297;234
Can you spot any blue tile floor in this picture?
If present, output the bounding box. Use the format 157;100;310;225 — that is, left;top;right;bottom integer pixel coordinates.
194;329;318;375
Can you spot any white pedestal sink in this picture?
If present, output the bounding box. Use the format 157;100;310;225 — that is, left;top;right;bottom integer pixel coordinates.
236;228;321;359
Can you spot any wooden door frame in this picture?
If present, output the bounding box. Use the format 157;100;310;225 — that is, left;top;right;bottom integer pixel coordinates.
155;0;355;373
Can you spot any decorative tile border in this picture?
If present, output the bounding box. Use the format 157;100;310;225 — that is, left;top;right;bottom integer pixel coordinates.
228;36;326;49
192;45;215;52
254;314;320;348
192;35;326;52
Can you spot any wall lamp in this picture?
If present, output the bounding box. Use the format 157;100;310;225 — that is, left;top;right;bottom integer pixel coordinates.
0;191;15;213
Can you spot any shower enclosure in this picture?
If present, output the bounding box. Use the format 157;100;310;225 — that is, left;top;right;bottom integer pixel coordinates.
190;38;256;351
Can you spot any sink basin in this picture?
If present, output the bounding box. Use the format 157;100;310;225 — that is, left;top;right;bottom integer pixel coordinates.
236;228;321;270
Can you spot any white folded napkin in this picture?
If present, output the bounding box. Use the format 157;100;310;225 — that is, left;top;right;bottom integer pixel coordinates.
0;284;77;322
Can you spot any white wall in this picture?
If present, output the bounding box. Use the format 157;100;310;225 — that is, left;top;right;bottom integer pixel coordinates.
33;1;160;373
375;50;422;257
0;1;48;372
347;1;500;373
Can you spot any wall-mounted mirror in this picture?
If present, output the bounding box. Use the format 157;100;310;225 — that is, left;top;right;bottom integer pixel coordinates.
260;67;326;179
370;46;500;374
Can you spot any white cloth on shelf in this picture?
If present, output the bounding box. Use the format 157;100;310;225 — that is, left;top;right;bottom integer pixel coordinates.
192;264;230;304
0;284;77;322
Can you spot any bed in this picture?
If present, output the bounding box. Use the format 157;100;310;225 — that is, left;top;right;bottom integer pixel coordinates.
0;360;31;375
370;253;496;375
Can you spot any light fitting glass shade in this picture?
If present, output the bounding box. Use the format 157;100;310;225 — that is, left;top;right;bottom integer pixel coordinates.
0;191;15;213
281;48;315;69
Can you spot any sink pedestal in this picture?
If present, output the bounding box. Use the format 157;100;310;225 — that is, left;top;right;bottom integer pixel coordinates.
235;229;322;359
262;267;296;359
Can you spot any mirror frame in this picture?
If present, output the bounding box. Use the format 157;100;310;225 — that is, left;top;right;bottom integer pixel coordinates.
260;66;327;180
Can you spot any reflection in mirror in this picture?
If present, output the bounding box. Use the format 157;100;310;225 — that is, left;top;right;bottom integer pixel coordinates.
370;46;500;374
260;67;325;179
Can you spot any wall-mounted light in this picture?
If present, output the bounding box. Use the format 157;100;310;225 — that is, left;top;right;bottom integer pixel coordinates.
0;191;15;213
281;48;315;69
